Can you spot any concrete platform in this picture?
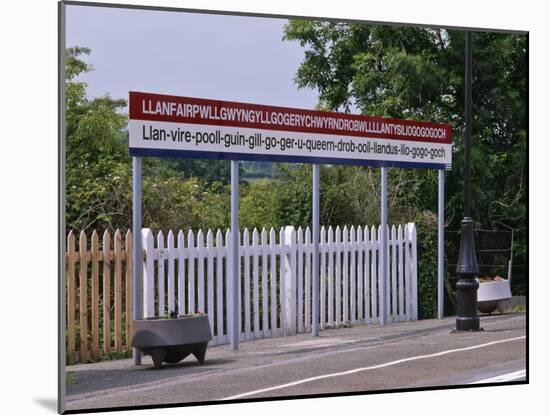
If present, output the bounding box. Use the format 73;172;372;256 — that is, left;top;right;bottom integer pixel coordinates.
65;313;527;412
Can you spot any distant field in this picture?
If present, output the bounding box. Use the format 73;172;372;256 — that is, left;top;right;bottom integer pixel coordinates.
242;176;275;184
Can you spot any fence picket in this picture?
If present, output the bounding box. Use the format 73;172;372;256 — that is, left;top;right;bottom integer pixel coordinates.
79;231;88;362
305;227;311;330
142;229;154;318
385;226;390;320
225;229;231;340
206;230;215;342
188;230;195;315
364;226;370;324
269;228;277;336
356;226;363;322
391;225;397;320
114;230;123;352
125;230;133;350
252;229;260;338
157;231;165;317
67;231;76;364
350;226;356;323
371;226;378;323
243;229;251;340
102;230;111;354
327;226;334;327
279;228;286;335
335;226;342;326
343;226;349;324
261;228;269;337
320;226;326;328
167;231;175;315
397;225;405;321
297;227;304;333
238;229;243;342
215;230;225;342
404;224;411;320
91;230;100;360
177;230;186;316
197;230;205;315
386;225;391;322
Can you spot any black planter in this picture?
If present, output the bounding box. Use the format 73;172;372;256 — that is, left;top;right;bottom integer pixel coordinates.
132;315;212;369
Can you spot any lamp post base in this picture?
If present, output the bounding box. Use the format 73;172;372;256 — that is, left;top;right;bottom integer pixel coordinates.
455;217;481;332
456;316;480;331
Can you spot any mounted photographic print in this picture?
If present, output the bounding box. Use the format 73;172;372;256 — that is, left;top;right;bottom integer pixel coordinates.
59;1;528;413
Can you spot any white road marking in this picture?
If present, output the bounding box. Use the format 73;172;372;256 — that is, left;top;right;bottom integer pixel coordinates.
282;338;360;348
470;369;526;384
221;335;526;400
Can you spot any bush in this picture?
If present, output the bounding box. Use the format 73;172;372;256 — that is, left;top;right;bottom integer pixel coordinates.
414;210;438;319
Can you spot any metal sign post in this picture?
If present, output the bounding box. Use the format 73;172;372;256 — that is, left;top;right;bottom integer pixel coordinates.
132;156;143;365
380;167;388;325
230;160;240;350
312;164;320;337
438;169;445;319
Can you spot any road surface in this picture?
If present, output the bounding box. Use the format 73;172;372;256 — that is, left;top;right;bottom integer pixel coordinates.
65;313;526;412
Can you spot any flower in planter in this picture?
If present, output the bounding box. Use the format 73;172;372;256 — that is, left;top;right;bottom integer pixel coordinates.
477;275;506;283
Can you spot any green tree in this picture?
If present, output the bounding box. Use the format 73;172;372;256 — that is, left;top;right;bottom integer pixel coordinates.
283;22;526;231
65;47;130;232
65;47;233;234
161;158;232;184
283;22;527;316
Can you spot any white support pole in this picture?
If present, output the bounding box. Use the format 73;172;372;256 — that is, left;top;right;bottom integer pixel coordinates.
132;157;142;365
284;226;296;335
380;167;388;325
312;164;320;336
438;169;445;319
507;229;514;283
230;160;240;350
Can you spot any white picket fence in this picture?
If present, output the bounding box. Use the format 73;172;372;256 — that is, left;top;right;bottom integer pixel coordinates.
141;224;417;346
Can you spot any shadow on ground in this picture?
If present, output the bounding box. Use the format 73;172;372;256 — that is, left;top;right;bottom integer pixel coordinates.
67;357;235;397
34;398;57;413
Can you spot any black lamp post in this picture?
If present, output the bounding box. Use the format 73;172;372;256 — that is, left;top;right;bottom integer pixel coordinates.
455;31;481;331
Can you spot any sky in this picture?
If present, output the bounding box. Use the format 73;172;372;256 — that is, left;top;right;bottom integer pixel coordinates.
66;4;322;111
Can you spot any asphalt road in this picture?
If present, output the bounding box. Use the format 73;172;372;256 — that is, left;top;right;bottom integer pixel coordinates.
65;313;526;411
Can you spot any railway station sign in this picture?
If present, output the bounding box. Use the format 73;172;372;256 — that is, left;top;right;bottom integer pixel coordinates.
129;91;452;169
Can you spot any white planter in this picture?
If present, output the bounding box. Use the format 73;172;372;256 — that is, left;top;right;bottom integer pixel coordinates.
477;279;512;314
